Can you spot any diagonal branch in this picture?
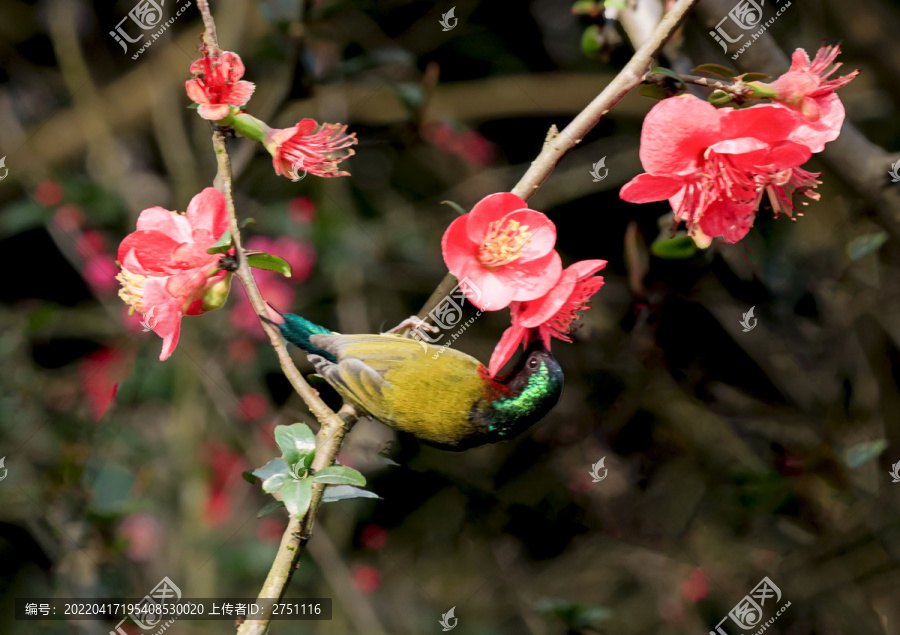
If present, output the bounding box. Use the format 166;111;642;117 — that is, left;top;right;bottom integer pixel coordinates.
417;0;701;320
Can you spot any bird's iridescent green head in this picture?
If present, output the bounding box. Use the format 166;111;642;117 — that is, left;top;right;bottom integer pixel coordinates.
485;336;564;441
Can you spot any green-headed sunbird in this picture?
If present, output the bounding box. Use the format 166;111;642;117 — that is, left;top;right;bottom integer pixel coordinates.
266;312;564;451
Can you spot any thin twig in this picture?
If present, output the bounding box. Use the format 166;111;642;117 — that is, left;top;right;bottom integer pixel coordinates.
418;0;700;321
644;71;755;101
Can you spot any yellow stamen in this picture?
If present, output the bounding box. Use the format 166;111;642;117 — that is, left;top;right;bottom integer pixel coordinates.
117;270;147;313
477;218;532;270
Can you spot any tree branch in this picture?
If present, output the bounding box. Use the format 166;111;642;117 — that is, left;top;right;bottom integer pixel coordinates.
417;0;701;320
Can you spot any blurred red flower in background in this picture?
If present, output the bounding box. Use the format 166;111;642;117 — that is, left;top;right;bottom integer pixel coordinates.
202;440;247;528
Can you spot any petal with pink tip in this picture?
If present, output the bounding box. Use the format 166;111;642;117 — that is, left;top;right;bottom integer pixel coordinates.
466;193;530;244
489;324;528;377
185;188;229;238
620;173;684;203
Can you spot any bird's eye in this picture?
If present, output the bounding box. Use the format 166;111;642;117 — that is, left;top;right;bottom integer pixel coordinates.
527;357;539;369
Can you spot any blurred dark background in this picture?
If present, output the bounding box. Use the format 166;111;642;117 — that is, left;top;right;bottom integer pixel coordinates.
2;0;900;633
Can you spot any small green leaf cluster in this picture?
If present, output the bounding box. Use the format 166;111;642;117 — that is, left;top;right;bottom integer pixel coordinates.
243;423;378;520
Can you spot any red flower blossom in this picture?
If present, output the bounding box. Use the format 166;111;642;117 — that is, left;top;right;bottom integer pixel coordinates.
185;51;255;121
489;260;606;376
116;188;231;361
765;44;858;122
441;193;562;310
619;96;840;243
264;119;357;179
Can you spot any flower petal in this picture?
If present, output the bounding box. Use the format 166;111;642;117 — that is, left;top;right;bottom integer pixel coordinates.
441;215;478;277
503;209;557;260
489;323;528;377
117;231;182;273
620;173;684;203
185;188;229;239
504;250;563;302
640;96;721;175
466;193;529;244
135;206;193;243
227;81;255;107
198;104;231;121
185;79;208;105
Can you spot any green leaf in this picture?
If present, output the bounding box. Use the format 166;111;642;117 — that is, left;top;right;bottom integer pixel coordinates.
281;478;314;519
693;63;737;78
206;230;232;254
240;217;256;228
651;234;698;259
243;457;291;484
258;500;285;518
246;252;292;278
844;439;888;468
188;103;200;109
440;200;469;216
649;66;686;87
708;89;733;107
739;72;770;82
322;485;381;503
263;473;292;494
847;232;888;260
639;84;669;100
311;465;366;486
275;424;316;468
581;25;602;56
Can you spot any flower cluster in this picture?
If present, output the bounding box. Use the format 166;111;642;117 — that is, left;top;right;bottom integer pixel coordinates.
185;49;356;180
620;44;857;244
441;193;606;376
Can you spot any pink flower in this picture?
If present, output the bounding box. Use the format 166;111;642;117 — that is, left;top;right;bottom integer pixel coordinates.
765;44;858;122
116;188;231;361
264;119;357;179
489;260;606;376
441;193;563;310
620;96;838;243
185;51;255;121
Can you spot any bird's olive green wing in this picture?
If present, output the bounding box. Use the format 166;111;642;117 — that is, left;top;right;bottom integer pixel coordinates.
307;333;491;446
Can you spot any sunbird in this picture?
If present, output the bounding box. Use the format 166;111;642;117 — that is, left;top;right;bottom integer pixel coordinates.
267;312;564;451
